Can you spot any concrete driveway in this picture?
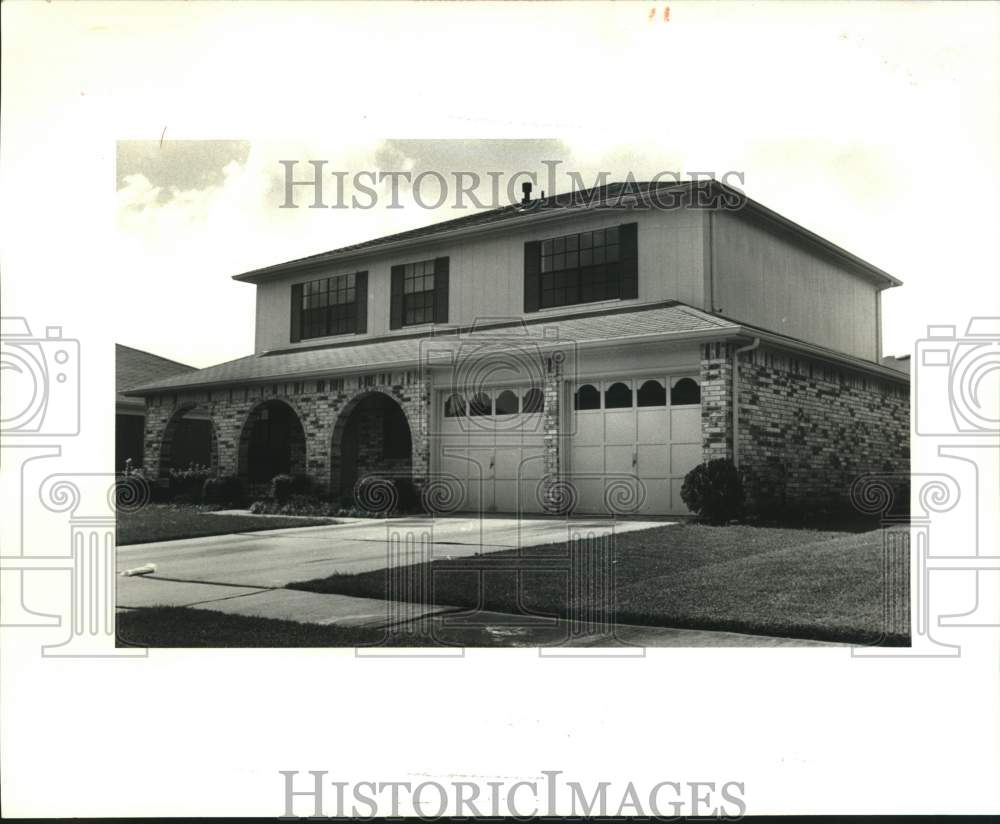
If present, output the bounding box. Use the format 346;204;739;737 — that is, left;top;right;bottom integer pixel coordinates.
117;515;666;611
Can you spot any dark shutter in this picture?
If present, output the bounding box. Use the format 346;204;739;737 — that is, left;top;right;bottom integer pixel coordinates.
290;282;303;343
433;257;449;324
524;240;541;312
390;265;404;329
354;271;368;334
619;222;638;300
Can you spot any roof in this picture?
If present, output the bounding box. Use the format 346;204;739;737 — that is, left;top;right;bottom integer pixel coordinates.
123;302;738;395
232;179;902;288
116;344;197;408
122;300;910;397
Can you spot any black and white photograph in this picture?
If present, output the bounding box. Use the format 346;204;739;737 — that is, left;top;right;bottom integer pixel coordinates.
2;1;998;819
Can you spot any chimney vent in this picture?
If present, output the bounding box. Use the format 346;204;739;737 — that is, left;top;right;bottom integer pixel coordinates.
521;181;532;205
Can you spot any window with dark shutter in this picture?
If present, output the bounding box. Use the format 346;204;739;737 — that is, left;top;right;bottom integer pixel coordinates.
526;222;639;310
393;258;447;327
293;272;364;341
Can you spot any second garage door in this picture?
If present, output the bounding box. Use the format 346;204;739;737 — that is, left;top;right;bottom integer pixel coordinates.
570;375;702;516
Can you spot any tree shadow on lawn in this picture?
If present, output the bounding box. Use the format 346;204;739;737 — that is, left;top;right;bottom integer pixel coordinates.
289;523;910;646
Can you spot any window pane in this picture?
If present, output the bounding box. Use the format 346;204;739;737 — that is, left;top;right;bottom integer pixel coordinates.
469;392;492;416
522;387;544;413
670;377;701;406
574;384;600;410
565;235;578;251
606;244;619;263
553;237;565;254
541;240;552;255
605;226;619;245
580;232;592;249
605;381;633;409
580;249;593;266
592;229;605;246
637;379;667;407
444;394;465;418
495;390;518;415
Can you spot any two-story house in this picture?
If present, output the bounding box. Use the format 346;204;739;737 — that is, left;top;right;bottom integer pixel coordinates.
126;180;909;516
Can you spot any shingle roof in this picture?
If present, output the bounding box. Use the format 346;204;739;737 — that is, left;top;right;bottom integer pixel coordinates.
116;344;197;407
123;302;738;395
231;179;901;288
232;181;706;282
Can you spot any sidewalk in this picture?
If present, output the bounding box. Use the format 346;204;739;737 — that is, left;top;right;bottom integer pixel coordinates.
117;576;844;647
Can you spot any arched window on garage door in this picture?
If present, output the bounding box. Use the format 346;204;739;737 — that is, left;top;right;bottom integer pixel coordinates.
574;384;600;410
444;393;465;417
604;381;633;409
495;389;518;416
670;377;701;405
469;392;492;417
637;379;666;407
522;387;544;414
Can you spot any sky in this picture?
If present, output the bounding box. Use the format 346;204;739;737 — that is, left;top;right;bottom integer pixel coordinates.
3;1;999;368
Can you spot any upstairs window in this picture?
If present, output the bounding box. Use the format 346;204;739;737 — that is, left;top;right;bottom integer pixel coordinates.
403;260;436;326
290;271;367;343
391;257;450;328
524;223;638;312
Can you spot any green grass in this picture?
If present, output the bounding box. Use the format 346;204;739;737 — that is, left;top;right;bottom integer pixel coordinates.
116;504;336;546
117;606;470;647
289;524;910;646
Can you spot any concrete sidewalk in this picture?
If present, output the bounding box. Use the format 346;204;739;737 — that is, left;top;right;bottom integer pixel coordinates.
117;577;844;647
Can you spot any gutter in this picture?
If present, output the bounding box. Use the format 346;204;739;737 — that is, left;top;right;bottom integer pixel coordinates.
731;337;761;469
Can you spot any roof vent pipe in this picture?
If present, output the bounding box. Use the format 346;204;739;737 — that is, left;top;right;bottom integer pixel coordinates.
732;337;761;469
521;181;532;205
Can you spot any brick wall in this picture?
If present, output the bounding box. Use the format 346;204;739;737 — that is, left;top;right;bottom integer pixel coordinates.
700;342;910;510
143;370;430;496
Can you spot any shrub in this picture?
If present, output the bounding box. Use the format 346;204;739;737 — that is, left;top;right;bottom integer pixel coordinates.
269;473;313;503
167;463;212;503
248;496;339;517
681;459;744;523
202;475;245;506
393;478;421;514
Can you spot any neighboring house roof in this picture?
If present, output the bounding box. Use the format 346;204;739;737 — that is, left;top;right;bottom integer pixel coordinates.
232;180;902;288
122;301;909;397
116;344;197;411
880;354;912;375
123;302;737;394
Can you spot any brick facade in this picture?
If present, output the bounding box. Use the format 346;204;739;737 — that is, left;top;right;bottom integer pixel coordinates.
142;342;909;513
143;371;430;495
700;342;910;510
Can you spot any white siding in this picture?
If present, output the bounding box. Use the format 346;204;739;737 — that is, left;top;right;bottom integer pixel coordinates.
252;207;706;353
710;210;880;361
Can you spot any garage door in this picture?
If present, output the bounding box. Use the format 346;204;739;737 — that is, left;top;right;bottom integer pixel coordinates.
437;386;547;514
570;376;702;515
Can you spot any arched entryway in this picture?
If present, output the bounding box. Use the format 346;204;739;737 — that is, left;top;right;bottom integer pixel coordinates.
331;392;413;499
238;399;307;492
159;404;218;472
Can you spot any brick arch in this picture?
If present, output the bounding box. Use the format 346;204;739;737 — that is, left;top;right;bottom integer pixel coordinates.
159;402;219;473
237;397;309;491
329;389;417;497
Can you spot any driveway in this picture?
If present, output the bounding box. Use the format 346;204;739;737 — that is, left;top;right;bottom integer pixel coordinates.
117;515;667;611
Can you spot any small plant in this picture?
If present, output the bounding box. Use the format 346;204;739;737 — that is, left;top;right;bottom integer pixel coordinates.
681;458;744;523
269;473;313;503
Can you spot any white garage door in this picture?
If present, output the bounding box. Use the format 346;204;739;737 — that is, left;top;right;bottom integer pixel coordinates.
570;376;702;515
437;386;547;514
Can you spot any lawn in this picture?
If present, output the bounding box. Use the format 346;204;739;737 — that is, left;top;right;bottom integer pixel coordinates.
117;504;336;546
289;524;910;646
116;606;469;647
